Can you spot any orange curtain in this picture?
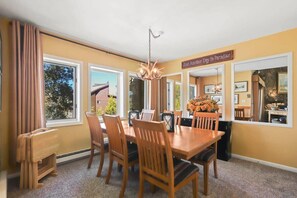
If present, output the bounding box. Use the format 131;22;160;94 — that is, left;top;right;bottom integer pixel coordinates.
150;79;159;120
11;21;45;164
159;77;167;113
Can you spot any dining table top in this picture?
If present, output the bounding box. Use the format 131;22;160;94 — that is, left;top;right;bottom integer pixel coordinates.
101;120;225;160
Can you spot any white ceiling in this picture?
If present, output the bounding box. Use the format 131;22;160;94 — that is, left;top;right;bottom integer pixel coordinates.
1;0;297;62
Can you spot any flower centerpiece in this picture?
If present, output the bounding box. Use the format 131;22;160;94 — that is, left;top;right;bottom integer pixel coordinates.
187;95;219;113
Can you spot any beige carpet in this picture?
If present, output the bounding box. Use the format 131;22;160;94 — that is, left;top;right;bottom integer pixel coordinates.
7;155;297;198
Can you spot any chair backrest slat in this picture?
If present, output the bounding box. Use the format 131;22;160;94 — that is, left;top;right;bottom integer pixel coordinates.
103;115;127;159
191;112;219;131
133;119;173;183
235;108;245;120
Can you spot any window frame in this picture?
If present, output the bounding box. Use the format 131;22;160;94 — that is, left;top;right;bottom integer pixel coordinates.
167;79;174;111
231;52;293;128
189;84;197;99
88;64;125;118
43;55;82;127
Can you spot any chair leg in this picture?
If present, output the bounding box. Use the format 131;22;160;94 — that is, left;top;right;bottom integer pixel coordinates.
138;173;144;198
192;173;198;198
119;164;128;198
105;156;113;184
203;164;209;196
168;185;174;198
87;147;95;169
213;159;218;178
97;149;105;177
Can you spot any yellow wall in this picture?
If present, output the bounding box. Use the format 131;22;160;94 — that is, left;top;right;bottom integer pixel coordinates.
0;18;11;170
42;34;140;156
159;28;297;168
234;71;252;106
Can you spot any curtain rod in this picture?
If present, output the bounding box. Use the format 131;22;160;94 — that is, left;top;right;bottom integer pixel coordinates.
9;21;142;63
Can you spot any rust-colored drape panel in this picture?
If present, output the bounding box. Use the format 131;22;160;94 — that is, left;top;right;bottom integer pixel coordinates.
150;79;159;121
11;21;45;165
159;77;167;113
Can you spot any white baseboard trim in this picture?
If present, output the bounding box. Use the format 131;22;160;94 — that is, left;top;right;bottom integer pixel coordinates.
0;171;7;198
232;154;297;173
8;149;97;179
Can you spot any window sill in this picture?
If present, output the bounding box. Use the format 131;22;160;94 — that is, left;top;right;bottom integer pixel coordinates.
46;120;83;128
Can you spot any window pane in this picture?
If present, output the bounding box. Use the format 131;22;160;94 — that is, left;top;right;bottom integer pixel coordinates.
175;83;181;110
90;69;118;115
44;62;76;120
129;76;144;111
189;86;196;99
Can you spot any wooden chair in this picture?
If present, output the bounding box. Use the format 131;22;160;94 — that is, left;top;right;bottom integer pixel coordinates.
174;110;182;126
103;115;139;197
235;108;245;120
140;109;155;121
190;112;219;195
85;112;107;177
132;119;199;198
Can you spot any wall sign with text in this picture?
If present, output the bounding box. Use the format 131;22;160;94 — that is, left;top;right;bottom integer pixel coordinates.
182;50;234;69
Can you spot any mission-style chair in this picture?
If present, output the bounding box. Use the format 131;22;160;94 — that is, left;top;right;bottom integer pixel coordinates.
132;119;199;198
190;111;219;195
140;109;155;121
234;108;245;120
103;114;139;197
85;112;108;177
174;110;182;126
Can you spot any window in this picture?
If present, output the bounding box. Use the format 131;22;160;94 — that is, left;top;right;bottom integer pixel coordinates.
189;84;197;99
128;74;145;111
89;65;124;117
167;80;174;111
232;53;292;127
44;56;81;126
175;82;181;110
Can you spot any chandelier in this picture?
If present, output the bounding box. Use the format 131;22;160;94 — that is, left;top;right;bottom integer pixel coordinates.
137;28;163;80
214;68;222;93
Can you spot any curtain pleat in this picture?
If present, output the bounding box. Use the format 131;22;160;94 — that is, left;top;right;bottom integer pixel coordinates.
10;21;45;165
159;77;167;113
150;79;159;121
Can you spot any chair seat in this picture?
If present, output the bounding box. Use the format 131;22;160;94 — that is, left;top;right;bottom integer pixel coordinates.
173;158;199;186
190;147;215;163
127;143;138;162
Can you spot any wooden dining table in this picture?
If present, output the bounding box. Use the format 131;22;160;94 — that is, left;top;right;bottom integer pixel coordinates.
101;121;224;160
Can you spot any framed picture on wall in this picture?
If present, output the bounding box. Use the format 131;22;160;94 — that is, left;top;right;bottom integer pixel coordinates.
234;81;248;92
204;84;215;94
278;72;287;94
234;94;239;104
211;95;222;105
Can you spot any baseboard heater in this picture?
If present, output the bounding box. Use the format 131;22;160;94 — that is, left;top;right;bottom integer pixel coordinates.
56;149;98;165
